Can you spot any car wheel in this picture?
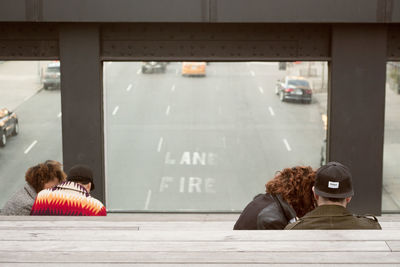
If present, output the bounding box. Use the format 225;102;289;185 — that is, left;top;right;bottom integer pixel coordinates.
12;122;19;136
0;132;6;147
279;91;285;102
43;84;48;90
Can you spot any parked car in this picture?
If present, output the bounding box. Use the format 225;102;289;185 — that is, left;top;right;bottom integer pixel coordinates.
42;62;60;89
275;76;312;104
182;62;206;77
141;62;167;74
0;108;18;147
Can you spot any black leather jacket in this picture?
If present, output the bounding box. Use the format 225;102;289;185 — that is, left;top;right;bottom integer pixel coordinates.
234;193;297;230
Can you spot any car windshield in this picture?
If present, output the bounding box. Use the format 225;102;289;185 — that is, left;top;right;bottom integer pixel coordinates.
0;109;8;119
47;67;60;73
288;79;310;87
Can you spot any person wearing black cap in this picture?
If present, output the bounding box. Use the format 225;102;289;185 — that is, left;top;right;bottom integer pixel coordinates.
30;164;106;216
285;162;381;230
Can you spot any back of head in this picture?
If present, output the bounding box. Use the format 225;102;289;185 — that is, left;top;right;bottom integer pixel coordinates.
314;161;354;200
25;161;67;193
67;164;95;191
266;166;316;217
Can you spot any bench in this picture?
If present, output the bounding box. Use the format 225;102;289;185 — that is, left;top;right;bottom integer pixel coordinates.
1;214;400;265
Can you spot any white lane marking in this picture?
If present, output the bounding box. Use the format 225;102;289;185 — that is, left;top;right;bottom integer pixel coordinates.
222;136;226;148
250;71;255;77
157;137;164;152
112;106;119;116
218;106;222;115
24;140;38;154
126;84;132;92
268;106;275;116
165;105;171;116
57;112;62;118
171;85;175;92
137;69;141;74
258;86;264;94
144;189;152;210
283;139;292;151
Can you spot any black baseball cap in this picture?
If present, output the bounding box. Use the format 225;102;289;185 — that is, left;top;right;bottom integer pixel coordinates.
314;161;354;198
67;164;95;191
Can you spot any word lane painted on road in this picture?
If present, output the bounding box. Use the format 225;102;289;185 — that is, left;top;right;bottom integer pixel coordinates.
160;151;219;194
164;151;217;165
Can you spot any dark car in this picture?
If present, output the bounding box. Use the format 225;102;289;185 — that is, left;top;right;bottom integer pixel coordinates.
275;76;312;104
141;61;167;74
42;62;60;89
0;108;19;147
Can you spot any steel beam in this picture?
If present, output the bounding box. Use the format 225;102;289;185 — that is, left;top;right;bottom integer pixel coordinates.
1;0;400;23
329;24;387;215
59;24;105;203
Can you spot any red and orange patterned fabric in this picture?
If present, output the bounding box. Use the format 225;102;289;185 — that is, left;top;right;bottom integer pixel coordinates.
30;181;106;216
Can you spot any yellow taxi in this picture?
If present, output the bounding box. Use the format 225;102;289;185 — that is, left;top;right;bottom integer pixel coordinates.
182;62;206;77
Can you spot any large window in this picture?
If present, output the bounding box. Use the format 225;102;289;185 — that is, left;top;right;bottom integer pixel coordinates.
383;62;400;212
0;61;63;208
104;61;328;212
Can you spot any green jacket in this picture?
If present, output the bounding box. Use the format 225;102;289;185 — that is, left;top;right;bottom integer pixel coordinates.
285;205;381;230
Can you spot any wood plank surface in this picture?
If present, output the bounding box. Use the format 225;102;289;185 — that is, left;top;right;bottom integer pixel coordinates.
1;251;400;264
1;216;400;265
0;240;390;252
1;214;398;222
0;229;399;241
0;214;240;221
386;241;400;251
3;265;399;267
0;221;398;230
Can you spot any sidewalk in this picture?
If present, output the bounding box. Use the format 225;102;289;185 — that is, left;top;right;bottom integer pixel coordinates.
0;61;48;111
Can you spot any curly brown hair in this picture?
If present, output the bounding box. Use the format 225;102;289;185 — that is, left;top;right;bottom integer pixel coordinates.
265;166;316;217
25;160;67;193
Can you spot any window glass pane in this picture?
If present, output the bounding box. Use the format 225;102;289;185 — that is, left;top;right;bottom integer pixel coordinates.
104;61;328;212
0;61;63;208
383;62;400;212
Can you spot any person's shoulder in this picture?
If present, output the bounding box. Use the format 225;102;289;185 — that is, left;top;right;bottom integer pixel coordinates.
284;220;302;230
87;195;106;209
86;196;106;215
284;207;324;230
353;214;382;229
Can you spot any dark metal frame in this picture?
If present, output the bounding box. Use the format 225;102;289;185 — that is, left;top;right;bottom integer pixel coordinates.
1;1;400;214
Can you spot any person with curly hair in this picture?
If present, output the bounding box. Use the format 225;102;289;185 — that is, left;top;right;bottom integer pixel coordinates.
30;164;106;216
234;166;316;230
1;160;67;215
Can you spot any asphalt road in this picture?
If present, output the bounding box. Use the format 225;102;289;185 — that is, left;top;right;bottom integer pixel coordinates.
4;61;398;212
104;62;325;212
0;88;62;206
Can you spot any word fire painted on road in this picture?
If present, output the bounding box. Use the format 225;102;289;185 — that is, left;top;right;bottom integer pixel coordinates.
159;176;216;193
